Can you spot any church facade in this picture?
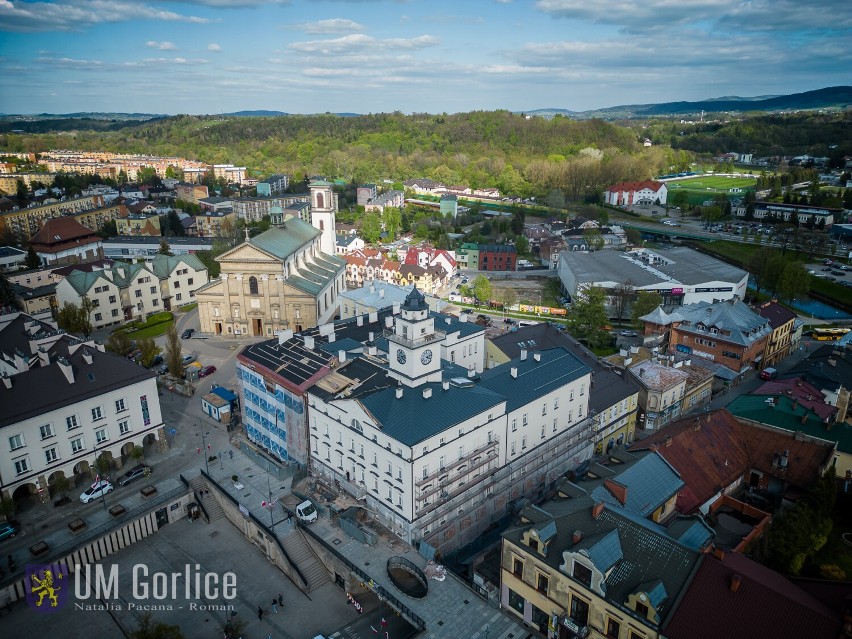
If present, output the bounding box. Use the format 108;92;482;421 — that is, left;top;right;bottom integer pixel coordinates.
196;213;345;337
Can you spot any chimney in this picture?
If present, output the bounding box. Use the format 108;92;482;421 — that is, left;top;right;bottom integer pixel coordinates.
379;289;385;298
442;381;450;391
780;450;789;468
639;368;644;377
603;479;628;505
369;311;378;323
82;349;93;365
730;574;742;593
14;349;27;373
304;335;315;350
392;303;400;315
445;317;451;325
368;345;377;357
665;436;673;447
396;387;403;399
533;353;541;362
520;349;527;361
511;367;518;378
714;548;725;561
369;284;375;293
385;317;393;328
423;388;432;399
1;374;10;389
277;329;294;345
328;332;336;343
572;530;583;545
468;368;476;378
592;502;605;519
338;350;346;363
57;357;74;384
369;331;375;342
357;315;363;327
649;443;659;453
38;346;49;366
459;314;468;323
801;413;807;424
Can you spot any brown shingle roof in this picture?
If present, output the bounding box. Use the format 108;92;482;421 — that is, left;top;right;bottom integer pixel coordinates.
663;551;841;639
757;301;797;329
30;217;100;253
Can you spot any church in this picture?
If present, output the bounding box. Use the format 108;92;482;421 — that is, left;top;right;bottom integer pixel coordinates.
196;181;345;336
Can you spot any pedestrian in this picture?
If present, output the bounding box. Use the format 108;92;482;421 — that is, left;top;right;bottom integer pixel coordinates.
229;450;234;460
271;598;278;614
257;606;263;621
286;511;292;525
277;594;282;607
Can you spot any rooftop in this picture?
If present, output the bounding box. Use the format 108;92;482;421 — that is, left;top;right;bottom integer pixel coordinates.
629;360;689;391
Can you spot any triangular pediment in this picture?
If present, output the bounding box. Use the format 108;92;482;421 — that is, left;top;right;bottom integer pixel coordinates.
218;242;282;264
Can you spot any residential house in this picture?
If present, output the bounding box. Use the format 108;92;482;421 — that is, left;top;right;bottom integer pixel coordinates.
479;244;516;271
356;183;378;206
782;342;851;422
232;195;311;223
12;282;57;316
116;213;161;237
336;233;366;255
29;217;104;267
256;174;289;197
628;360;688;430
197;197;234;213
211;164;247;184
603;180;668;207
364;189;404;214
456;243;478;269
540;237;568;269
756;301;797;368
338;281;443;319
402;178;444;195
175;183;209;205
0;246;26;272
195;210;236;238
0;313;164;503
439;194;458;218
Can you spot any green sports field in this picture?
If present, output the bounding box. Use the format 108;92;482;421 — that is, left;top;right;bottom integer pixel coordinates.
666;175;756;205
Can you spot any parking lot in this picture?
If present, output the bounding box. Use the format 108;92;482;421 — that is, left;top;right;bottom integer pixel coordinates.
807;259;852;287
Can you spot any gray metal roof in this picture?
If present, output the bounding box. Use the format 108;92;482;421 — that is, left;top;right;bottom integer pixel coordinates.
576;528;623;574
479;347;591;412
248;217;321;259
590;453;684;516
673;299;772;347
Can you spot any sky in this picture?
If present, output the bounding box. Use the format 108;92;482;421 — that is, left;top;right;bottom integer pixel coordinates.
0;0;850;115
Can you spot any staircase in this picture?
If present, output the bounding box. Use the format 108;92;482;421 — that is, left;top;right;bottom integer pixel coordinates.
189;476;225;523
281;529;330;592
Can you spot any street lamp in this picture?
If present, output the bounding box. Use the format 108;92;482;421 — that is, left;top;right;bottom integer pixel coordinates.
200;426;210;475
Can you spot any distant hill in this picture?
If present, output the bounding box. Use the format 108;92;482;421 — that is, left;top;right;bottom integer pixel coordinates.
219;110;289;117
571;86;852;119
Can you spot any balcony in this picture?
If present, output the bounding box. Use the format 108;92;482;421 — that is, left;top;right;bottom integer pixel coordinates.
416;436;499;488
384;328;446;349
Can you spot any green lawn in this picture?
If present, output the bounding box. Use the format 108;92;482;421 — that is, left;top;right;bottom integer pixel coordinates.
667;175;756;190
119;312;175;338
178;302;198;312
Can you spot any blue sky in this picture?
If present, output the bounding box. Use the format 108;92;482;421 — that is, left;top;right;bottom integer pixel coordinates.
0;0;849;115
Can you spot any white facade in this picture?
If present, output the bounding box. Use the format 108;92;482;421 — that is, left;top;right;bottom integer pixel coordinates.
310;181;337;257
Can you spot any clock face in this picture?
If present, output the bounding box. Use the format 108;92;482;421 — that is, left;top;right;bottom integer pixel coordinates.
421;349;433;365
396;349;407;364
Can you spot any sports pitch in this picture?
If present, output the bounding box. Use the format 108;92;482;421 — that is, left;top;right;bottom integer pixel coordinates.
667;175;756;191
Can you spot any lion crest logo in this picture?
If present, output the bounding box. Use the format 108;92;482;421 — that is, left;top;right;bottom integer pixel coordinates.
25;563;69;612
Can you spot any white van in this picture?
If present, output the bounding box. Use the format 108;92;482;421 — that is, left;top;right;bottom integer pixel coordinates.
296;500;318;524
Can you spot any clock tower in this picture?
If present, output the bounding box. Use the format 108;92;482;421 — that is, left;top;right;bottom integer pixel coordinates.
386;287;444;387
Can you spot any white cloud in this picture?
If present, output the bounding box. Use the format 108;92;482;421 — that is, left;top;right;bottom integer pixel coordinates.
290;33;439;54
208;43;222;52
0;0;210;32
146;41;177;50
162;0;289;6
291;18;366;34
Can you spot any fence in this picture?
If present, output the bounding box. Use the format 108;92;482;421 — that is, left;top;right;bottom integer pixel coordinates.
299;522;426;631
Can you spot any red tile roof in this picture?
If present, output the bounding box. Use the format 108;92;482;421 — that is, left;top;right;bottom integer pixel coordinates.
30;217;101;253
664;551;841;639
755;378;837;421
630;409;831;513
606;180;665;193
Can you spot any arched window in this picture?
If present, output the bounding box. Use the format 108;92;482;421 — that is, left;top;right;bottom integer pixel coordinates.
316;192;324;209
249;276;258;295
319;220;324;231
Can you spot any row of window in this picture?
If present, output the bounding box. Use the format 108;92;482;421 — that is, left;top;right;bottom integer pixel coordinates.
12;419;132;476
9;399;129;451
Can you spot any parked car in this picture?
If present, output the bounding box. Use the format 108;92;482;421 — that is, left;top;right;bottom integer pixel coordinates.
759;367;778;381
182;354;196;365
831;270;845;276
181;328;195;339
0;520;21;541
157;363;169;375
80;480;113;504
296;500;318;524
620;330;638;337
198;365;217;378
150;355;164;367
118;464;151;487
461;308;473;314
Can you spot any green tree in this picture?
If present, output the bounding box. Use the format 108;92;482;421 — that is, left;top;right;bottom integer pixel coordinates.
99;219;117;238
24;244;41;269
566;286;609;348
471;274;493;306
583;228;605;251
359;213;383;243
15;179;28;205
105;331;133;356
778;262;810;301
747;247;777;295
545;189;565;211
167;210;185;236
0;272;22;311
625;228;643;246
56;298;94;338
131;444;145;465
165;325;182;377
630;290;663;327
382;207;402;241
496;286;517;313
128;612;185;639
515;235;530;255
612;282;634;322
138;338;160;368
158;239;173;255
670;190;689;212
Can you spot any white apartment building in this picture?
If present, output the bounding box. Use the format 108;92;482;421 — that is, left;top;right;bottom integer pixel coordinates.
0;313;164;502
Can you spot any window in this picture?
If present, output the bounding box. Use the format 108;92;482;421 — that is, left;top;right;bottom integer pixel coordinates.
150;286;157;294
71;437;84;453
249;276;259;295
111;309;119;317
115;398;126;413
542;402;547;416
94;313;102;322
40;424;54;440
510;442;516;455
553;419;557;433
508;589;524;615
92;299;99;307
8;433;25;450
635;601;649;619
606;618;621;638
512;557;523;577
95;428;108;444
541;425;545;439
44;447;59;463
580;383;585;396
521;436;527;450
554;397;559;409
119;420;131;435
536;572;549;594
422;465;429;479
109;295;116;303
570;389;575;401
152;299;159;307
522;413;528;426
91;406;103;421
572;561;592;587
570;595;589;625
439;455;445;470
174;281;180;289
387;461;392;476
66;415;79;430
629;632;645;639
14;457;30;475
135;289;142;298
511;418;517;432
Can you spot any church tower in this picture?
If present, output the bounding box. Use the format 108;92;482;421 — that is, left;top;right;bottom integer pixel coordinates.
309;180;336;255
386;287;444;387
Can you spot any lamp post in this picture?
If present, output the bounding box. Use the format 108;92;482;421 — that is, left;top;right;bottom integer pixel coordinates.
266;462;274;529
200;426;210;475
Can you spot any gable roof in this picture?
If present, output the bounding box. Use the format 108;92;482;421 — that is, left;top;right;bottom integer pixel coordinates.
225;217;320;262
756;301;797;329
149;253;207;279
30;217;101;252
663;551;841;639
589;452;684;517
674;300;771;347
